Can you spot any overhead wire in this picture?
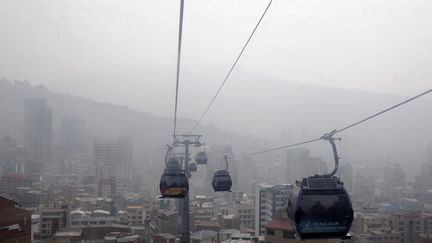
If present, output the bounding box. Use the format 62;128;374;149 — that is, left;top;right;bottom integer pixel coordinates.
173;0;185;138
188;0;273;133
333;88;432;135
225;88;432;159
226;137;322;159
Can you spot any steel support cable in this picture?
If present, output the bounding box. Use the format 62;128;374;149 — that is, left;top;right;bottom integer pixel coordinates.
188;0;273;133
173;0;185;138
225;88;432;159
333;88;432;135
225;137;322;159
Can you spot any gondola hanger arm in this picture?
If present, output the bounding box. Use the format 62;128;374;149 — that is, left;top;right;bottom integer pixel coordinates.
321;130;341;177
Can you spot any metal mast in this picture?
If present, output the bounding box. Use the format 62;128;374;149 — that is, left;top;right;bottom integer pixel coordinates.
173;134;202;243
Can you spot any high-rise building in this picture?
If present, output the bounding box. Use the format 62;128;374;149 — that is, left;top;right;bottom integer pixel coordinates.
388;212;432;243
427;146;432;164
60;117;85;155
337;163;353;193
353;172;375;203
286;148;328;184
415;147;432;192
237;157;254;195
234;202;255;229
0;135;25;176
382;163;405;198
254;184;290;236
40;205;70;238
94;139;132;197
24;98;52;175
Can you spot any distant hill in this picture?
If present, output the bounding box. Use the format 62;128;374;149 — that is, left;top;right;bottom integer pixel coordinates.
0;79;265;161
1;73;431;179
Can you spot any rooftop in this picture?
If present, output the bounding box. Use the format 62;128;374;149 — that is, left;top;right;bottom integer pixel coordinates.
191;230;218;240
264;218;295;231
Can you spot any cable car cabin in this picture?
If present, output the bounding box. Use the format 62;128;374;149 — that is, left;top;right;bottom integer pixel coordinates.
159;158;189;198
196;152;208;165
212;170;232;192
287;176;353;240
189;163;197;172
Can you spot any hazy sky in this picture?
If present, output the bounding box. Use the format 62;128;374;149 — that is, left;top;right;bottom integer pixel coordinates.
1;0;431;117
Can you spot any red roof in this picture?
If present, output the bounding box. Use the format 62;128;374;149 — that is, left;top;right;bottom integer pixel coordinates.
264;218;296;231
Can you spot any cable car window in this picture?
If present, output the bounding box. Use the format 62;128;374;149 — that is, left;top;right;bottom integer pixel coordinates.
297;191;350;234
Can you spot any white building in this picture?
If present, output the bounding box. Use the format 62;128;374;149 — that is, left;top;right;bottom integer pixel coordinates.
94;139;132;197
286;148;327;184
24;98;52;175
126;205;146;226
70;209;118;227
254;184;290;236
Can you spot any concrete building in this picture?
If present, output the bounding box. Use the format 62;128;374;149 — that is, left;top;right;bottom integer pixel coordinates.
337;163;354;193
254;184;290;236
356;230;401;243
237;157;256;195
416;233;432;243
286;148;328;184
153;210;181;235
70;209;118;228
382;163;406;199
264;218;300;243
0;135;25;177
0;195;31;243
94;139;132;197
234;202;254;230
0;173;32;192
388;212;428;243
221;232;263;242
59;117;85;155
194;202;216;223
190;230;218;243
153;233;178;243
24;98;52;175
219;214;240;230
40;206;69;238
353;212;389;234
126;205;146;226
415;147;432;192
353;172;375;203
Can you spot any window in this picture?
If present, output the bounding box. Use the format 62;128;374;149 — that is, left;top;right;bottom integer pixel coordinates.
267;229;275;235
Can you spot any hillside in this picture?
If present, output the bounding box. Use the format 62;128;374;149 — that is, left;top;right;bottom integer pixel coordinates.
0;79;265;160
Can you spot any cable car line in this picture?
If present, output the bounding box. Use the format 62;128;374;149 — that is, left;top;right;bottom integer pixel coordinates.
226;137;322;159
188;0;273;133
333;88;432;135
173;0;185;138
225;88;432;159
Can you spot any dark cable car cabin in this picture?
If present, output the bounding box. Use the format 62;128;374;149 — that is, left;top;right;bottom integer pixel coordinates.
212;170;232;192
189;163;197;172
287;132;353;240
287;176;353;240
212;155;232;192
196;151;208;165
159;157;189;198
